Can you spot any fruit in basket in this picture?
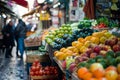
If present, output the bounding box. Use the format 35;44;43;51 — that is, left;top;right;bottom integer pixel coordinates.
90;63;104;73
104;32;112;38
100;36;107;44
117;64;120;74
93;46;101;54
105;66;117;72
90;52;97;58
112;44;120;52
97;77;107;80
69;62;76;72
77;67;89;79
105;70;118;80
115;56;120;64
93;69;105;78
82;72;93;80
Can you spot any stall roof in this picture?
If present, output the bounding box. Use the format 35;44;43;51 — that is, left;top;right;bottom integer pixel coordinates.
0;1;17;17
12;0;28;8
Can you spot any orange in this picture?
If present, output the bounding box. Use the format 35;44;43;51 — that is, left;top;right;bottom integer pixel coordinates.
82;72;93;80
97;77;107;80
93;69;105;78
77;67;88;79
86;77;98;80
117;74;120;80
105;66;117;72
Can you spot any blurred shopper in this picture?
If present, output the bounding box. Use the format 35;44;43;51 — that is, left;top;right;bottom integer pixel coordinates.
15;19;27;58
2;20;15;58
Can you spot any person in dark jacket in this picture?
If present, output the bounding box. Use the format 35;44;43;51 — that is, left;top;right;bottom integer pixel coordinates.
2;20;15;58
15;19;27;58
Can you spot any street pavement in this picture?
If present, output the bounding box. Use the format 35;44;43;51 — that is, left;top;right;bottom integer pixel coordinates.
0;46;28;80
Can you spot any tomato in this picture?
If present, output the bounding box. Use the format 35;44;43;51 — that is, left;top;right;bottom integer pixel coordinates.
36;65;40;71
35;71;39;76
44;66;49;71
30;71;34;76
39;69;44;76
31;66;36;72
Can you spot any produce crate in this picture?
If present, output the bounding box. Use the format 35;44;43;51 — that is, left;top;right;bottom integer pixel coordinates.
24;41;41;47
26;54;50;63
30;75;58;80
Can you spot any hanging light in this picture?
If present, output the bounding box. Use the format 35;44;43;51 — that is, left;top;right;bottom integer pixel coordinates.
37;0;45;4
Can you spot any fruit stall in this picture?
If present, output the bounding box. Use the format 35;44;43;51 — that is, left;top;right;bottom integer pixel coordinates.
44;17;120;80
26;17;120;80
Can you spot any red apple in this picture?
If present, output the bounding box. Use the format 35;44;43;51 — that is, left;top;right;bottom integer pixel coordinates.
86;48;93;56
93;46;101;54
105;40;110;45
109;40;116;47
112;44;120;52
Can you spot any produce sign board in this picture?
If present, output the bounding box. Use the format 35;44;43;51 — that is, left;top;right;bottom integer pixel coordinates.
26;54;50;63
31;75;57;79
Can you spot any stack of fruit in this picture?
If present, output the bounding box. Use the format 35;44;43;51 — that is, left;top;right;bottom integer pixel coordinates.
45;24;96;50
77;62;120;80
30;60;58;79
54;30;113;61
45;24;72;47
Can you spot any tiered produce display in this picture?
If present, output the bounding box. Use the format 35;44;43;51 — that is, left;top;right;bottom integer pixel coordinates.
44;18;120;80
30;60;58;80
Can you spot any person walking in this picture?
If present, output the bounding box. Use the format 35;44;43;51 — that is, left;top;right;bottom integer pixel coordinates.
15;19;27;58
2;20;15;58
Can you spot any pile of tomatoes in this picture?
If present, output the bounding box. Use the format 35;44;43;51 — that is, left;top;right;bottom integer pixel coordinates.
30;60;58;77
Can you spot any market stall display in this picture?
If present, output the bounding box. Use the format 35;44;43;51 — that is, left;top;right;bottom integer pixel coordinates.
30;60;58;80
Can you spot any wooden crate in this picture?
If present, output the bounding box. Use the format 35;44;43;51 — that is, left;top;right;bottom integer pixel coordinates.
30;75;57;80
24;41;41;47
26;54;50;63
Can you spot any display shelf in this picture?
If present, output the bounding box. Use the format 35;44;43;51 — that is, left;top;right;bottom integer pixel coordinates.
53;57;65;73
72;72;80;80
53;57;72;80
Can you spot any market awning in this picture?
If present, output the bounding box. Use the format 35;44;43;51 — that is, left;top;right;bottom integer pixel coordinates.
0;1;17;17
22;6;41;17
12;0;28;8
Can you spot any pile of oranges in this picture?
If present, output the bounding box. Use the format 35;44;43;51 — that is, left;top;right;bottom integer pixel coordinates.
77;65;120;80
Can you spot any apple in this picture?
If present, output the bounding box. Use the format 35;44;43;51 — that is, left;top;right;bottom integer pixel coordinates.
69;62;76;72
93;46;101;54
112;44;120;52
109;40;116;47
105;40;110;45
90;52;97;58
100;50;107;57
